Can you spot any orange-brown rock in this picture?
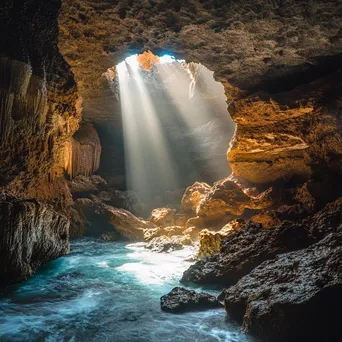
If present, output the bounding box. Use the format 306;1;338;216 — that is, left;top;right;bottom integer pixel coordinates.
197;179;272;223
181;182;211;215
104;205;156;241
294;182;316;211
197;219;245;259
250;211;282;229
144;225;186;242
64;123;102;179
149;208;176;227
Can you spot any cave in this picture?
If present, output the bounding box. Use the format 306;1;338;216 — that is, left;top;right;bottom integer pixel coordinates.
1;1;342;342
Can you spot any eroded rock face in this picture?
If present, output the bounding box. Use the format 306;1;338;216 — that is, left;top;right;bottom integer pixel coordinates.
196;178;273;224
0;192;70;286
223;233;342;342
197;219;245;258
146;235;193;253
149;208;176;227
181;182;211;215
181;222;315;286
1;0;80;202
160;287;222;313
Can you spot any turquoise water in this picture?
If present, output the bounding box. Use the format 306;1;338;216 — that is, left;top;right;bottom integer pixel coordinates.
0;239;256;342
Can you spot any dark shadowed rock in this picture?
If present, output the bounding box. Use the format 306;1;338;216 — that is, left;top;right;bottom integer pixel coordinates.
181;222;315;286
99;231;120;241
160;287;222;313
0;191;70;286
222;233;342;342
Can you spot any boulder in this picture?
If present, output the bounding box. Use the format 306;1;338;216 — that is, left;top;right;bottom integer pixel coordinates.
0;191;70;286
99;231;120;241
103;205;156;241
68;175;107;198
196;178;273;223
149;207;175;227
197;219;245;258
223;233;342;342
181;221;315;286
180;182;211;215
146;235;193;253
97;189;144;217
72;198;156;240
160;287;222;313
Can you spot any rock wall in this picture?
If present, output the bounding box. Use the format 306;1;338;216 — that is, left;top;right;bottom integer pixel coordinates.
0;0;81;202
0;191;70;286
0;0;81;285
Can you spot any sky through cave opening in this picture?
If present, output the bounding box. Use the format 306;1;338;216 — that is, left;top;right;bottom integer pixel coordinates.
114;51;236;211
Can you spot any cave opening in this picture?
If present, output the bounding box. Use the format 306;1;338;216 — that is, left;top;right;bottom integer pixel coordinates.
107;51;235;213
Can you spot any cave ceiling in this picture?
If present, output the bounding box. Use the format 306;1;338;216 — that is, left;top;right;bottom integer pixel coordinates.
58;0;342;185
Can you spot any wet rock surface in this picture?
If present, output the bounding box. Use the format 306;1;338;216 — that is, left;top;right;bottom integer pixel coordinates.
0;192;70;286
182;221;315;286
222;233;342;342
160;287;222;313
146;235;193;253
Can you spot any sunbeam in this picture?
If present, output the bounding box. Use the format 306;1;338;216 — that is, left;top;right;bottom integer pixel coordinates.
116;52;235;210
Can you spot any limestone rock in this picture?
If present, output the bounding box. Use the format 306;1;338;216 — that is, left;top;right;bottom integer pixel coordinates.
102;205;156;241
181;222;315;286
197;179;272;223
146;235;193;253
149;208;175;227
73;198;156;240
250;211;281;229
180;182;211;215
197;219;246;259
161;287;222;313
223;233;342;342
0;191;70;286
66;123;102;179
69;175;108;198
305;196;342;239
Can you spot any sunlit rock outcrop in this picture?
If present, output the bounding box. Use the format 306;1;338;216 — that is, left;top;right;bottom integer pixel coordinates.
0;191;69;286
146;235;193;253
149;207;176;227
197;219;245;259
180;182;211;215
